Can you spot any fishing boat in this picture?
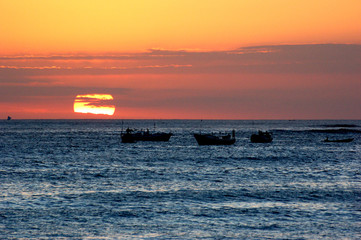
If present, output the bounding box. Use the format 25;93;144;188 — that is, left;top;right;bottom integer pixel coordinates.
121;128;172;143
7;116;11;120
250;131;273;143
323;137;354;143
194;130;236;145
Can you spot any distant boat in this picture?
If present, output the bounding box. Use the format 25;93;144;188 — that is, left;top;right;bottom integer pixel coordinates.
7;116;11;120
121;128;172;143
250;131;273;143
194;130;236;145
323;137;354;143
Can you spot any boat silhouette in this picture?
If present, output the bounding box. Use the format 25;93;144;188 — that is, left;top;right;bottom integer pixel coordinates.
323;137;354;143
250;131;273;143
121;128;172;143
194;130;236;145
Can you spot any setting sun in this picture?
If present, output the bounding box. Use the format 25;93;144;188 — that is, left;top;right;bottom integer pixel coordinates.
1;0;360;119
73;94;115;115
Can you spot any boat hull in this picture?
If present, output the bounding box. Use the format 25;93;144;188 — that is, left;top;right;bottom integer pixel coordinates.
134;132;172;141
324;138;354;143
250;134;273;143
194;133;235;145
121;133;136;143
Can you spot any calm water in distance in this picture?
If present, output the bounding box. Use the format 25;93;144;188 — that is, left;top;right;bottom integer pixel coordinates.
1;120;360;239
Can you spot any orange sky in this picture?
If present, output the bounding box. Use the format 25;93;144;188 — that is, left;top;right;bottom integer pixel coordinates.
1;0;361;54
1;1;361;119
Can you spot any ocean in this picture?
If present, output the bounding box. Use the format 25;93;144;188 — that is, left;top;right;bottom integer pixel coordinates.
1;120;360;239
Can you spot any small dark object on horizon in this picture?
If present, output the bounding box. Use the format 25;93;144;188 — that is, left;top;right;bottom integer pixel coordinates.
323;137;354;143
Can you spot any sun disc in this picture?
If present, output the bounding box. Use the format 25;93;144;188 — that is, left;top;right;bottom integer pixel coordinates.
74;94;115;115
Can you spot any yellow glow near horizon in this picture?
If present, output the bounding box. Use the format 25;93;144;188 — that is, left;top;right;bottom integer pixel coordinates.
74;94;115;115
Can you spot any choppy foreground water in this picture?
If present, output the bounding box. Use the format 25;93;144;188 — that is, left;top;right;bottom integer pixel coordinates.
1;120;360;239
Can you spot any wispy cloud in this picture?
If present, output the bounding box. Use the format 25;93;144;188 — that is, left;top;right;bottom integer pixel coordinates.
0;86;128;102
1;44;360;76
1;44;360;119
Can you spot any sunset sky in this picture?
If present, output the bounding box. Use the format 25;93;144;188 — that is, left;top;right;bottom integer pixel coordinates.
1;0;360;119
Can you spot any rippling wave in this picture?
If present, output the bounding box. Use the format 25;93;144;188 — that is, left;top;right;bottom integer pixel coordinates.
1;120;360;239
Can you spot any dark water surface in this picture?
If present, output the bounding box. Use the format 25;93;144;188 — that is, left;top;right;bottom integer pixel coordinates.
1;120;360;239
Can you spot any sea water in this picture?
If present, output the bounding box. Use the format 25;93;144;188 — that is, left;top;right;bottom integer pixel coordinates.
0;120;360;239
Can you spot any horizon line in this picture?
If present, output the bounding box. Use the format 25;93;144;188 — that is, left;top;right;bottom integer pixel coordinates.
3;118;361;121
